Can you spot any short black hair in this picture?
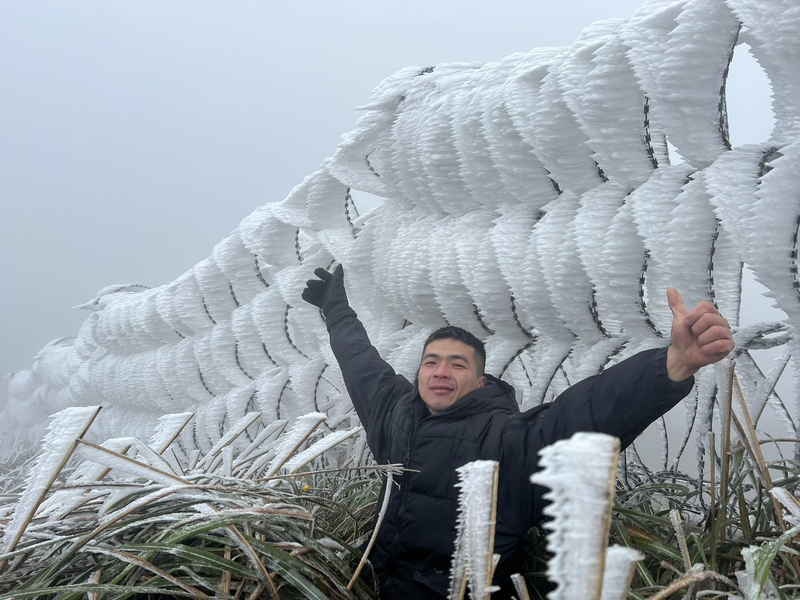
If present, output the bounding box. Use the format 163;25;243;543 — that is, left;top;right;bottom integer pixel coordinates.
422;326;486;376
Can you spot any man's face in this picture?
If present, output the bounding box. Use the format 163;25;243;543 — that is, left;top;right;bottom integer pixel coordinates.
418;338;486;414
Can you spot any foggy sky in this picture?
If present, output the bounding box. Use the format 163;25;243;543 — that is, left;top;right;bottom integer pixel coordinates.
0;0;777;411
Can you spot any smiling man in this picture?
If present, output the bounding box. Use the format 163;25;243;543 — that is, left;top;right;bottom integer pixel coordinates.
418;333;486;413
302;265;733;599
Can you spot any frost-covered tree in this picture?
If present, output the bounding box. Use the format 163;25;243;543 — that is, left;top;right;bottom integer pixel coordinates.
2;0;798;477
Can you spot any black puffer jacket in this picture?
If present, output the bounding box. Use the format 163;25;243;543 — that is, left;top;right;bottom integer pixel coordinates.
326;305;694;599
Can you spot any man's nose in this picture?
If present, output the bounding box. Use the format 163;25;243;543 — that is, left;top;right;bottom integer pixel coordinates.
433;364;451;378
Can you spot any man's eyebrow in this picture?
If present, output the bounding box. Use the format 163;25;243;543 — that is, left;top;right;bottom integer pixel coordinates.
448;354;471;363
421;352;472;363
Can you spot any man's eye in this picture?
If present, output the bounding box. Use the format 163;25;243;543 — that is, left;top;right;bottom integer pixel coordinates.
453;364;465;369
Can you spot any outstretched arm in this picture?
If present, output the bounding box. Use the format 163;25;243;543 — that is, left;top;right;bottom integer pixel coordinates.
515;288;735;451
503;289;735;531
303;266;413;460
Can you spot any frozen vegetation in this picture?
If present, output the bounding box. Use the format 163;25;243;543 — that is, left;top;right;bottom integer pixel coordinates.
2;0;799;477
2;0;800;596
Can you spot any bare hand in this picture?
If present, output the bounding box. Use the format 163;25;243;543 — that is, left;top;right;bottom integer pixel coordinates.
666;289;734;381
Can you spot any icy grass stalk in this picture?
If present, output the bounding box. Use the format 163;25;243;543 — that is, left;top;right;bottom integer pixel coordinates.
736;526;800;600
148;412;195;454
599;546;643;600
448;460;500;600
529;432;620;600
196;411;262;471
250;412;326;479
0;406;101;560
771;487;800;527
74;439;187;486
282;427;363;474
510;573;531;600
233;419;287;468
348;471;395;591
669;509;692;571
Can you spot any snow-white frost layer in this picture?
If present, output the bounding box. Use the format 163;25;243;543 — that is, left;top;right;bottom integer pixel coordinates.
449;460;500;600
530;432;620;600
599;546;644;600
3;0;799;472
1;406;100;553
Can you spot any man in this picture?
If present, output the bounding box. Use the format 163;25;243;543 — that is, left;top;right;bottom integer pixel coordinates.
303;265;734;599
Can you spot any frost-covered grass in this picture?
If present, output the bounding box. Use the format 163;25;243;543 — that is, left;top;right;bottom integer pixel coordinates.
2;378;800;599
519;457;800;599
609;464;799;599
0;460;385;599
0;411;387;599
5;460;797;600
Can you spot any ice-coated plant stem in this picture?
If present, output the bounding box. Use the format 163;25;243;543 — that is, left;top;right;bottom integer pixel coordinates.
530;432;620;600
0;406;101;570
448;460;500;600
599;546;643;600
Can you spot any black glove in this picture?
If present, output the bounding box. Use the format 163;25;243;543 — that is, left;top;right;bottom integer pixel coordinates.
302;264;349;315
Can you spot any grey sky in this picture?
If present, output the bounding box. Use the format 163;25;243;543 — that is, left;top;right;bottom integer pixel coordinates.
0;0;778;414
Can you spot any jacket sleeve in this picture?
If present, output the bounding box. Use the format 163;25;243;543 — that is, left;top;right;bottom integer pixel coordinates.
324;304;415;462
498;346;693;529
523;346;693;450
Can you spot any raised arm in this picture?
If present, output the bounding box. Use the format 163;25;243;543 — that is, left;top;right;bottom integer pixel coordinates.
302;266;414;459
510;288;735;454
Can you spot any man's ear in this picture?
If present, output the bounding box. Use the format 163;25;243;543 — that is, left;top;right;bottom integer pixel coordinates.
478;376;486;388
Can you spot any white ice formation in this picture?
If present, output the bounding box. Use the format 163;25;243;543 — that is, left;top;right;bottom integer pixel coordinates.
600;546;646;600
530;432;621;600
3;0;800;470
449;460;500;599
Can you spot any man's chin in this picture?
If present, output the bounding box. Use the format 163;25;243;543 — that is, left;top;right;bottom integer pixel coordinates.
429;398;456;413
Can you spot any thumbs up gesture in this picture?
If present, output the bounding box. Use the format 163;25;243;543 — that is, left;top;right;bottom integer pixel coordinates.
666;289;735;381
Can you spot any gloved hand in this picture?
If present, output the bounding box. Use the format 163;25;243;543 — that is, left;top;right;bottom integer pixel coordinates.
302;265;349;315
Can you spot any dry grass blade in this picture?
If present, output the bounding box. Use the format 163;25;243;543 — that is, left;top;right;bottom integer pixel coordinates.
718;364;734;544
221;546;232;596
224;524;280;599
668;510;691;572
643;566;738;600
348;471;394;591
510;573;531;600
82;546;210;597
88;567;102;600
76;439;189;485
485;465;500;600
732;372;773;488
709;432;716;535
